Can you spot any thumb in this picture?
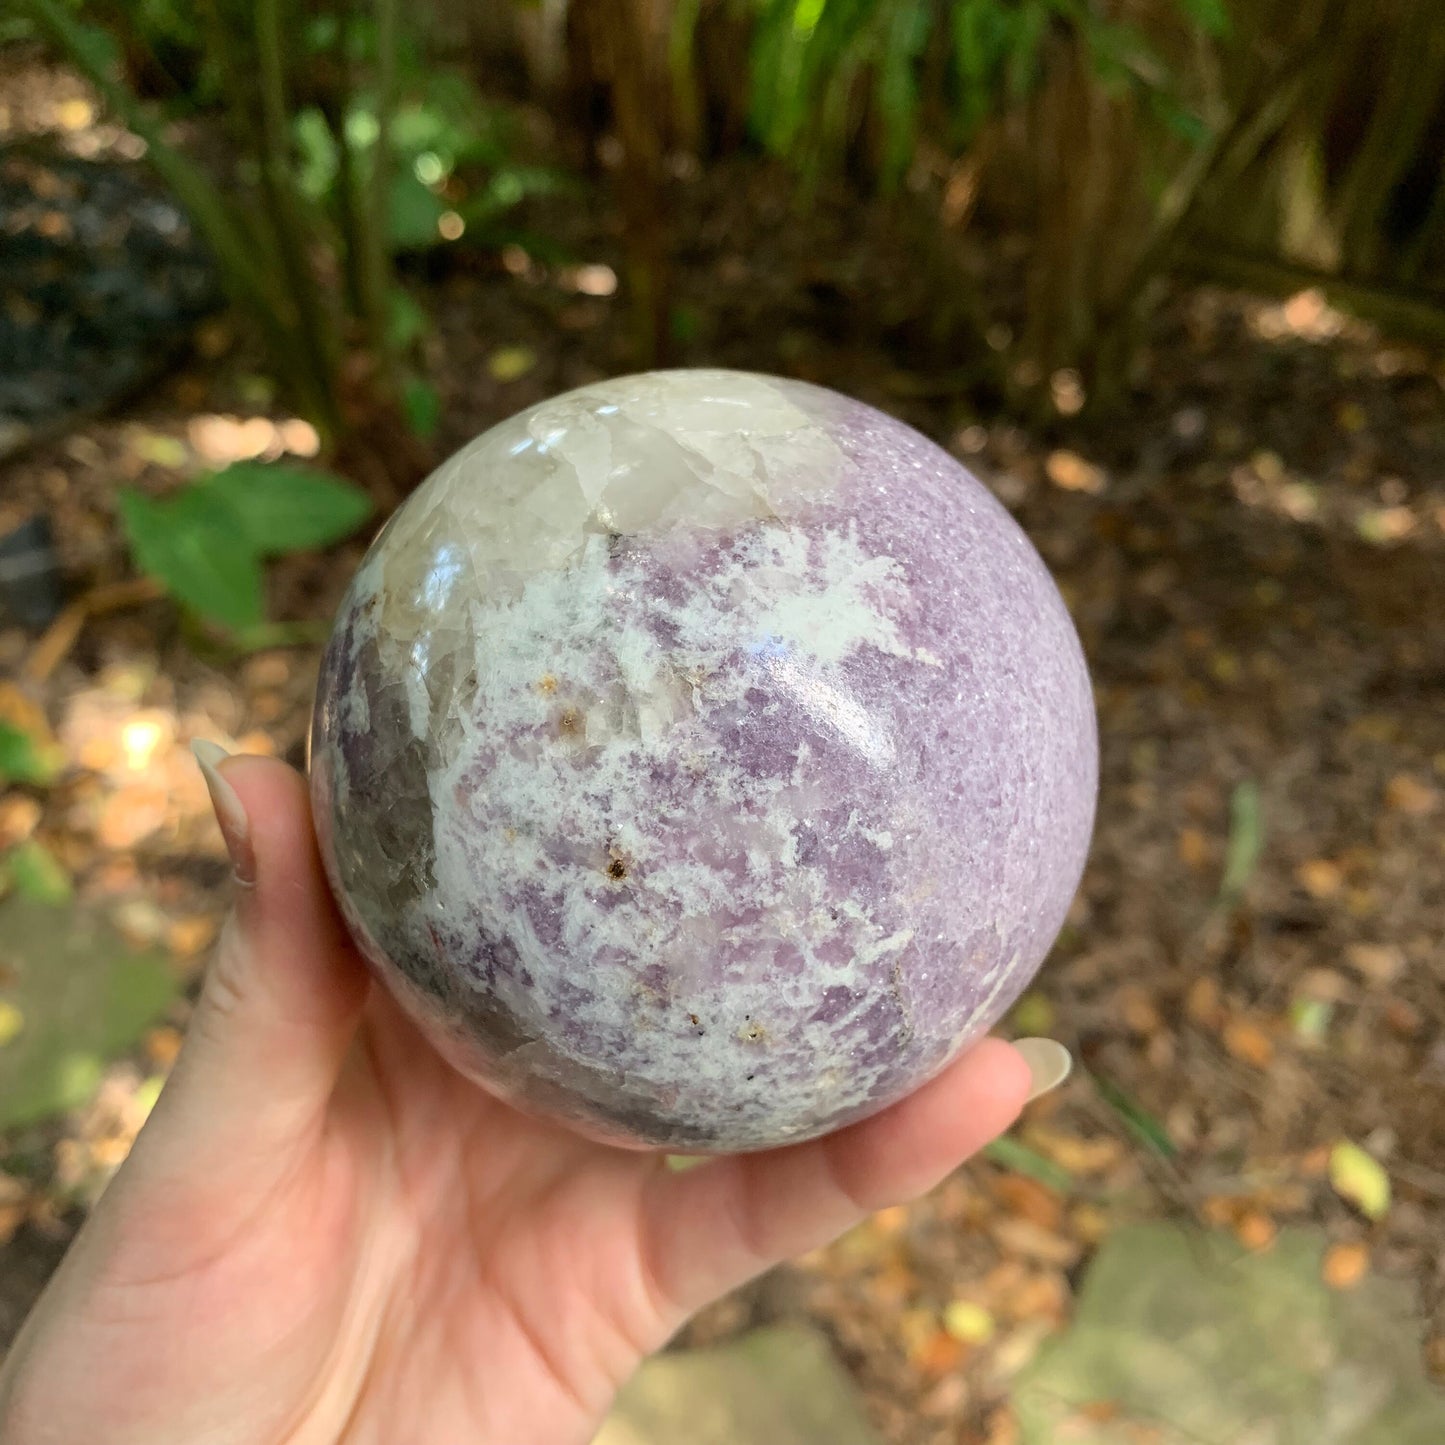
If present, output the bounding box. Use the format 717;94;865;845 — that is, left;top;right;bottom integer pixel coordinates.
152;744;370;1167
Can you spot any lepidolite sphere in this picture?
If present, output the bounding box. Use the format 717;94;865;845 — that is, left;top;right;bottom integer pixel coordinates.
310;370;1096;1152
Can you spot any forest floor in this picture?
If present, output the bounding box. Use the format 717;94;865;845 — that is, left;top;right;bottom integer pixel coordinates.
2;56;1445;1445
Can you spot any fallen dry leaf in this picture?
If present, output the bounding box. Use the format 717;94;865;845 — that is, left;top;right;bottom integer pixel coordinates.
0;795;42;849
143;1025;183;1070
943;1299;996;1344
0;1200;26;1247
1345;942;1405;986
1321;1240;1370;1289
989;1319;1055;1379
96;783;170;850
991;1216;1083;1268
1233;1210;1278;1252
1023;1126;1125;1176
1202;1195;1244;1226
991;1173;1064;1231
1185;976;1223;1028
1070;1202;1111;1243
1296;858;1343;899
983;1403;1021;1445
916;1328;966;1376
1045;449;1107;494
166;915;218;960
1118;986;1163;1035
919;1374;969;1419
1384;774;1439;816
1177;827;1210;869
1223;1017;1275;1069
1008;1271;1070;1324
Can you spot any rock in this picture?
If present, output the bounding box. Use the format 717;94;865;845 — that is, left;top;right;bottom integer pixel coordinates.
1014;1223;1445;1445
593;1325;882;1445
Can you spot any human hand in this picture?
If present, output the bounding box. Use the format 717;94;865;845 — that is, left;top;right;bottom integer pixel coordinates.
0;749;1058;1445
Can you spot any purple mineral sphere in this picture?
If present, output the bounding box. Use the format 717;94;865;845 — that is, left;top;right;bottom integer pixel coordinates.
310;370;1097;1152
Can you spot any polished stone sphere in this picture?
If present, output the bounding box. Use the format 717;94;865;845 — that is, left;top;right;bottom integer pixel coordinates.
310;370;1096;1152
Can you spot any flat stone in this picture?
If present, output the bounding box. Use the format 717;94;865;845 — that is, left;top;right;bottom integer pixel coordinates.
1015;1224;1445;1445
593;1325;882;1445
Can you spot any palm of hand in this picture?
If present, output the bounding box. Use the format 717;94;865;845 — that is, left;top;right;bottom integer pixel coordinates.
0;757;1029;1445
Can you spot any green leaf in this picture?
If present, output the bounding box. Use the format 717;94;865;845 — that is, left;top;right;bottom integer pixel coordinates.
3;840;73;906
467;165;575;223
388;170;447;249
387;288;430;351
118;487;264;631
1091;1073;1177;1158
70;16;121;74
402;377;441;439
0;896;179;1129
0;721;62;787
984;1136;1075;1193
1329;1142;1391;1221
1174;0;1230;38
1219;780;1264;906
199;463;373;555
665;1154;709;1172
293;107;339;200
486;346;537;383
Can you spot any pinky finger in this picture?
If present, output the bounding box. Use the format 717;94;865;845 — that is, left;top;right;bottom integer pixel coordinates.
637;1038;1031;1324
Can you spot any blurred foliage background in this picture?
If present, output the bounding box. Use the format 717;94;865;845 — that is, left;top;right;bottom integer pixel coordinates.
1;3;1443;1443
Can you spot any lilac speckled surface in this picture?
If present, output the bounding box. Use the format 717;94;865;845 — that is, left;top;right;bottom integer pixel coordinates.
310;371;1097;1152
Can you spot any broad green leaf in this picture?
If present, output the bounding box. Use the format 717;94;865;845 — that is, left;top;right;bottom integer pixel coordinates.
118;487;264;630
0;896;179;1129
388;170;447;248
387;289;430;351
467;165;575;223
293;107;340;200
3;840;73;906
200;463;373;555
402;377;441;439
0;720;62;787
1329;1142;1391;1221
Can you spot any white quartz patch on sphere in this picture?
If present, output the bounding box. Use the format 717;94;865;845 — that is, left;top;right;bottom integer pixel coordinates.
310;369;1098;1152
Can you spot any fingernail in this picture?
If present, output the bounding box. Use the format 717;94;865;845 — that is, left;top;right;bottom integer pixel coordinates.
1014;1038;1072;1102
192;740;255;885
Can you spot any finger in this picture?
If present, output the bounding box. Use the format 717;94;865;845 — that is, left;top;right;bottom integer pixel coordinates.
638;1038;1031;1321
152;746;369;1165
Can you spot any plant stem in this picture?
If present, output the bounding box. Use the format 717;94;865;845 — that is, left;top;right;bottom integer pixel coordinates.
1174;244;1445;346
324;6;369;318
360;0;401;382
255;0;344;434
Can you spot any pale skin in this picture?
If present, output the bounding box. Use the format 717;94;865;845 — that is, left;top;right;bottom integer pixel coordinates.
0;754;1040;1445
